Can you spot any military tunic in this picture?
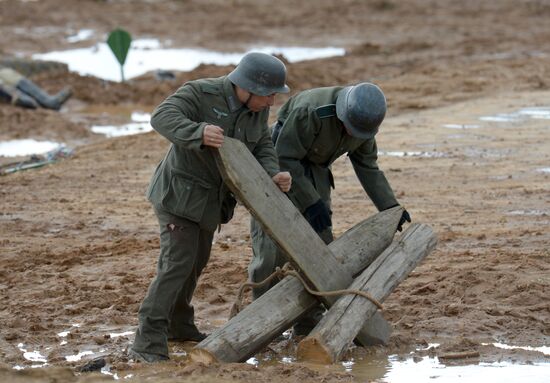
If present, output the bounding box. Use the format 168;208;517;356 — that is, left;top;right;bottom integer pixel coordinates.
249;86;398;299
133;76;280;358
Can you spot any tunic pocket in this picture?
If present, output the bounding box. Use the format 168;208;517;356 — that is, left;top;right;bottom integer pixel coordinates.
162;169;212;222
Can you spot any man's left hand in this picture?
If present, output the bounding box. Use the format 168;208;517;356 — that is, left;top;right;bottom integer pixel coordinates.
272;171;292;193
397;209;411;232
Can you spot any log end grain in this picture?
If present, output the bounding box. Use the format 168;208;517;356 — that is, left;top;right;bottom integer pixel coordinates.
189;348;218;365
296;336;333;364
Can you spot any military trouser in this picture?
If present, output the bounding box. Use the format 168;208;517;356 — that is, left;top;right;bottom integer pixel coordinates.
132;206;213;357
248;162;334;336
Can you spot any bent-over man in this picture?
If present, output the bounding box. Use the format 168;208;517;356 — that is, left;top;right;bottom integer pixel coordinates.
131;52;292;362
248;83;410;335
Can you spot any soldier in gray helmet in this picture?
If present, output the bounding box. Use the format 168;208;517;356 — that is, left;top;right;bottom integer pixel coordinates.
248;82;411;336
130;52;291;363
0;66;71;110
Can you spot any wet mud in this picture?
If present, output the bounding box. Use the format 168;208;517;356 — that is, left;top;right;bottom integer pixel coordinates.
0;1;549;382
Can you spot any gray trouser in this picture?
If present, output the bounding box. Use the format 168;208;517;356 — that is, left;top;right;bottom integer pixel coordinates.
248;215;332;334
248;217;333;298
132;206;213;357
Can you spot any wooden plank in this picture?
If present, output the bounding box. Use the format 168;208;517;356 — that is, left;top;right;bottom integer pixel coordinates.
190;207;403;364
296;223;437;363
213;137;353;303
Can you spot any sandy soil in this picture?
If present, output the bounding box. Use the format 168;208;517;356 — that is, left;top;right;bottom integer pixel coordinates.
0;0;549;382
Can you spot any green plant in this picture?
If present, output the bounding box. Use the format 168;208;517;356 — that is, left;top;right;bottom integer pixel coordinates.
107;28;132;82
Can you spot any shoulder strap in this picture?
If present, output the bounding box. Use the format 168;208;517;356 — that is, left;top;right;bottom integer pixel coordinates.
199;81;221;95
315;104;336;119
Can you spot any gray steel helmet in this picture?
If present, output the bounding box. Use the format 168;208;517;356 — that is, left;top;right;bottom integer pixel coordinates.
228;52;290;96
336;82;387;139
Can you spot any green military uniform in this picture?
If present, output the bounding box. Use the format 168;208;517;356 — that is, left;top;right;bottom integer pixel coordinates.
249;86;398;300
132;75;280;358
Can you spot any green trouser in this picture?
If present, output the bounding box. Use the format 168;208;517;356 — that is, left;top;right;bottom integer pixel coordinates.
132;206;214;357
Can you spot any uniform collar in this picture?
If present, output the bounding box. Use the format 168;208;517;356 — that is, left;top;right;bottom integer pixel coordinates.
223;76;244;112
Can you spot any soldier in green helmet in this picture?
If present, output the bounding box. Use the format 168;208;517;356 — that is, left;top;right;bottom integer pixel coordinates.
248;83;411;336
130;52;292;363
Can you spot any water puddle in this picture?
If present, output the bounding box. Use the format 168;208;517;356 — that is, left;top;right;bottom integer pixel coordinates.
479;114;524;123
66;29;94;43
506;210;547;216
358;355;550;382
91;112;153;137
486;342;550;355
379;150;447;158
65;350;95;362
15;343;48;369
17;343;47;364
0;139;64;157
462;147;513;158
442;124;481;129
109;331;134;338
247;341;549;382
33;38;345;82
479;107;550;123
517;107;550;119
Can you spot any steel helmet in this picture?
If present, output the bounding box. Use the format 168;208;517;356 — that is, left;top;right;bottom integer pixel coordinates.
336;82;387;139
228;52;290;96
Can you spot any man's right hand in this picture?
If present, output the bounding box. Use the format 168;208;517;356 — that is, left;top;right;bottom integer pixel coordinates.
303;199;332;233
203;124;224;148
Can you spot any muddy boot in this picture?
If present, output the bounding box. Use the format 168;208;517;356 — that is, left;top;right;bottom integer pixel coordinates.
128;349;169;363
13;91;39;109
16;78;72;110
0;85;38;109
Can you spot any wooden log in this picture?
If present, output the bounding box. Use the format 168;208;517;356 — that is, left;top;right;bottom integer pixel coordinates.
213;137;352;302
190;207;404;364
438;351;480;360
297;223;437;364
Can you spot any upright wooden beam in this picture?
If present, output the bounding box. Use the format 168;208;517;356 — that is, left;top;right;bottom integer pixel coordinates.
213;137;352;302
297;223;437;364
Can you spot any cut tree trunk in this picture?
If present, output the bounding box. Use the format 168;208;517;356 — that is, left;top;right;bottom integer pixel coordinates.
296;223;437;364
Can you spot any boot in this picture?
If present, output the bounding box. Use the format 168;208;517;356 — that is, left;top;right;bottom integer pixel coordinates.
0;85;37;109
16;78;72;110
14;91;39;109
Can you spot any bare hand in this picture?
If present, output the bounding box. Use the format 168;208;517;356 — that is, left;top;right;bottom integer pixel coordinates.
203;124;224;148
272;171;292;193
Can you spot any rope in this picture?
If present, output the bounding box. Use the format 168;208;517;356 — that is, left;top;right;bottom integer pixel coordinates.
229;262;383;319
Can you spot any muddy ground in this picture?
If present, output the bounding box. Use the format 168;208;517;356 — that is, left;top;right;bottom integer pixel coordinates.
0;0;549;382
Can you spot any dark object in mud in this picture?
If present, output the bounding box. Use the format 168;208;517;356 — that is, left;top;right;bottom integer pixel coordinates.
77;357;106;372
155;69;176;81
